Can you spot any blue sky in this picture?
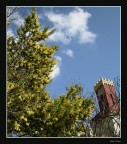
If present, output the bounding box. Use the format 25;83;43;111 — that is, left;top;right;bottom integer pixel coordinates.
7;6;120;99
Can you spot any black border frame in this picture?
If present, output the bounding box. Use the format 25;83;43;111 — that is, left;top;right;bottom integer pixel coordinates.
2;0;127;143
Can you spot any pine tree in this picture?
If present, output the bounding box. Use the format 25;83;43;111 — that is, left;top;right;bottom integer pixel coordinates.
7;8;58;136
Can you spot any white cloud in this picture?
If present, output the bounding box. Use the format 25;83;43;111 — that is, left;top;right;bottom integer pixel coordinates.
79;31;96;44
49;56;62;79
48;30;70;44
7;28;14;37
49;65;60;79
62;49;74;57
38;14;42;19
45;7;96;44
55;56;62;62
7;28;19;43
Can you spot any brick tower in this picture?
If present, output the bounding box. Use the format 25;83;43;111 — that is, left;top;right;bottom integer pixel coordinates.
94;77;119;114
91;78;120;137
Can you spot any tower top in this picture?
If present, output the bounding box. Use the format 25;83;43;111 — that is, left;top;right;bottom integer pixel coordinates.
94;77;114;91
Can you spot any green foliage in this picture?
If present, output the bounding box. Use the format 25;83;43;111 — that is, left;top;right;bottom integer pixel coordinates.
39;84;96;137
7;8;96;137
7;8;58;136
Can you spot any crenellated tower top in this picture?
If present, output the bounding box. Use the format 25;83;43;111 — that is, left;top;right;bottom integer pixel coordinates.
94;77;114;91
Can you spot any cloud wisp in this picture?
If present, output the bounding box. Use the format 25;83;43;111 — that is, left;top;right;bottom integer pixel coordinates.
7;28;14;38
49;56;62;79
62;49;74;57
45;7;97;44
